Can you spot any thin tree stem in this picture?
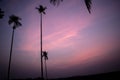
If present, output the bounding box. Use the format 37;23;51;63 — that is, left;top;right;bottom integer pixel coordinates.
8;29;15;80
40;13;44;79
45;59;48;80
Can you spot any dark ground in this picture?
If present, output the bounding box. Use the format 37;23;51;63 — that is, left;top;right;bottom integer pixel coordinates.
12;71;120;80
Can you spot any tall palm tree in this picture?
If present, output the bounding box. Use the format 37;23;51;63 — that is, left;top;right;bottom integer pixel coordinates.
0;8;4;19
8;15;22;80
43;51;48;80
50;0;92;13
36;5;47;80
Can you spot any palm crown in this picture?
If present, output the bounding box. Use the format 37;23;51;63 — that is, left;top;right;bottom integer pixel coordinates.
43;51;48;60
8;15;22;29
36;5;47;14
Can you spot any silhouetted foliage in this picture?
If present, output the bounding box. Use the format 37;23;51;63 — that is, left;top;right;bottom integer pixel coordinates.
8;15;22;29
50;0;92;13
50;0;63;6
85;0;92;13
43;51;48;60
0;8;4;19
43;51;48;79
36;5;47;14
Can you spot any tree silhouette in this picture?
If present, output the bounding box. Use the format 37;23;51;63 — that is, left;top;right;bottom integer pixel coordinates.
8;15;22;80
43;51;48;80
50;0;63;6
85;0;92;13
0;8;4;19
36;5;47;80
50;0;92;13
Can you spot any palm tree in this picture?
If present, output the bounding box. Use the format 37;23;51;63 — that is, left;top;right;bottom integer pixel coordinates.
0;8;4;19
8;15;22;80
43;51;48;80
50;0;92;13
36;5;47;80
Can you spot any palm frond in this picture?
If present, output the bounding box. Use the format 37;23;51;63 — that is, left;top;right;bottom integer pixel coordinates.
43;51;48;60
8;19;13;25
36;5;47;14
84;0;92;13
0;8;4;19
50;0;63;6
15;21;22;27
50;0;92;13
8;15;22;29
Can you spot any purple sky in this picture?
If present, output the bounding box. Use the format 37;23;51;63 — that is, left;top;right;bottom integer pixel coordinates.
0;0;120;79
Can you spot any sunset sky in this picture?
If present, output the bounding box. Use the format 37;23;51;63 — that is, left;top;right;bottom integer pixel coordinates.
0;0;120;79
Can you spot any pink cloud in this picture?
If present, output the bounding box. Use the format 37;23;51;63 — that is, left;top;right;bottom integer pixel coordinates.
47;34;118;70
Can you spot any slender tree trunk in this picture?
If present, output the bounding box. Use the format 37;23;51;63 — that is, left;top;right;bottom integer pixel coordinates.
40;13;44;79
8;29;15;80
44;59;48;80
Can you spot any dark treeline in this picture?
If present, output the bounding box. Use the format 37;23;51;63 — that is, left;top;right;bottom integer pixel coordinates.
12;71;120;80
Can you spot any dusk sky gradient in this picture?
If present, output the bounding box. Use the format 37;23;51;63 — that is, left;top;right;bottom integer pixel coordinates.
0;0;120;79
